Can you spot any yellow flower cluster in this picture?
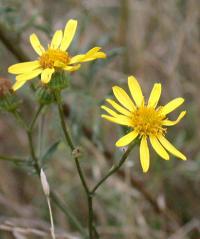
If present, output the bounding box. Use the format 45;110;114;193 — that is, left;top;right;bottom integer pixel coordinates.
6;19;186;173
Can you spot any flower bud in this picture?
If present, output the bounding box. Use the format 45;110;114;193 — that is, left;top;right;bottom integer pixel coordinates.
48;71;69;90
0;77;12;96
36;85;55;105
0;77;21;112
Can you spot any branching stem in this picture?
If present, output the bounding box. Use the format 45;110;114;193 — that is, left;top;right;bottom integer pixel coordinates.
55;92;93;238
91;142;137;194
55;91;136;239
13;105;86;236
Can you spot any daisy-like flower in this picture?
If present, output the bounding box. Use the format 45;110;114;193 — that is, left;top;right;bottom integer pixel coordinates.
8;19;106;91
101;76;187;172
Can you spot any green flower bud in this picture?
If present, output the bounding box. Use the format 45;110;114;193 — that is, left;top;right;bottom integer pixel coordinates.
36;86;55;105
47;71;69;90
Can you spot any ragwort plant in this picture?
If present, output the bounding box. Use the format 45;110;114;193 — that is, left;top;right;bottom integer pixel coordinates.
0;19;187;239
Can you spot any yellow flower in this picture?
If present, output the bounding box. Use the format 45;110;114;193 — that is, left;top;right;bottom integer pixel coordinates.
8;19;106;91
101;76;187;172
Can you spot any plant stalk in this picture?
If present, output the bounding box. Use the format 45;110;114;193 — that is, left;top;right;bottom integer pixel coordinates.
91;142;137;194
55;91;136;239
55;92;94;238
13;106;86;236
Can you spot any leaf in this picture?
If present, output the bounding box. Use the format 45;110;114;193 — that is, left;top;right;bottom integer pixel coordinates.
41;141;60;163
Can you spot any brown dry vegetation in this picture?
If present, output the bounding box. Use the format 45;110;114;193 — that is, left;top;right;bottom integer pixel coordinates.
0;0;200;238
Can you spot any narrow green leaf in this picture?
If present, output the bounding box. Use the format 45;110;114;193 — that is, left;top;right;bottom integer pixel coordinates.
41;141;60;163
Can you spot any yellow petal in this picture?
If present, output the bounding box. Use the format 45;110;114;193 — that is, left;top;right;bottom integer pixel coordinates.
54;61;66;68
140;136;150;173
64;64;81;72
116;131;138;147
60;19;77;51
16;69;42;81
101;114;132;127
149;136;169;160
112;86;136;111
101;106;118;117
106;99;132;117
161;98;184;115
50;30;63;49
80;47;102;60
82;52;106;62
148;83;162;108
158;135;186;160
162;111;186;126
12;80;26;91
69;54;85;64
69;48;106;64
30;34;45;56
8;61;40;74
128;76;144;107
41;68;55;84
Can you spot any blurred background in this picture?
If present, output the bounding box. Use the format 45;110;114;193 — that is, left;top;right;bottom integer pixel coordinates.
0;0;200;238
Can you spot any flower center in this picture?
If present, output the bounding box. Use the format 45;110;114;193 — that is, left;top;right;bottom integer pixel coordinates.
39;49;70;69
131;106;166;137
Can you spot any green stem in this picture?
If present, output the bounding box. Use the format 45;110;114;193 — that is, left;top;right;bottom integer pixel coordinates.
55;93;90;193
27;105;44;174
55;91;136;238
55;92;94;238
0;155;24;162
27;130;40;174
91;142;137;194
57;101;74;150
13;110;28;130
50;192;87;237
12;110;39;173
29;105;44;131
12;106;85;235
88;195;94;239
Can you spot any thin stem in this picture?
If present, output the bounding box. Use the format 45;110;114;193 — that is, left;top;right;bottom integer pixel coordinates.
74;157;90;194
55;92;94;238
50;192;87;237
12;105;86;236
55;92;74;150
57;97;90;195
13;110;28;130
55;94;90;193
27;105;44;174
0;155;25;162
13;110;40;173
91;142;137;194
29;105;44;131
27;130;40;174
37;113;45;159
28;106;87;236
56;91;136;238
47;196;56;239
88;195;94;239
13;105;44;168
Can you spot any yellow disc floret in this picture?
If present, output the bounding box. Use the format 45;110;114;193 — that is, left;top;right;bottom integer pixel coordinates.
39;49;70;69
131;106;166;137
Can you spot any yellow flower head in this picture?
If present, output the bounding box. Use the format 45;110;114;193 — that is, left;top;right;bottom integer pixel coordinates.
8;19;106;91
101;76;187;172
